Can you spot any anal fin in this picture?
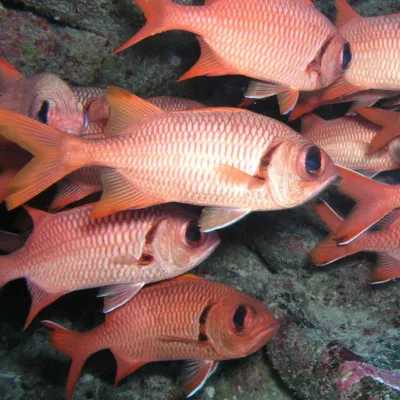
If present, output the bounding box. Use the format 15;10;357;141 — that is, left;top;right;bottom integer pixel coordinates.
50;179;100;211
91;168;163;218
98;282;145;313
371;253;400;284
200;206;251;232
25;280;65;329
178;37;238;81
183;360;219;398
111;350;147;386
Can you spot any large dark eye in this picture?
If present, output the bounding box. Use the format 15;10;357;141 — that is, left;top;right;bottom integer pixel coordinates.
341;42;352;71
233;305;247;331
185;221;202;244
37;100;50;124
305;146;321;174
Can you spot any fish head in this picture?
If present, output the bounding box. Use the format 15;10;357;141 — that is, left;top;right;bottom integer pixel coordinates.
203;291;278;359
27;73;86;135
309;34;352;88
265;134;337;208
148;209;221;277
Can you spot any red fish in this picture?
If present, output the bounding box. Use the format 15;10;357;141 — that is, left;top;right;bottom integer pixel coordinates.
301;114;400;174
43;274;278;399
323;0;400;101
353;108;400;155
0;58;86;203
312;200;400;283
289;89;399;121
50;96;206;210
0;204;220;328
114;0;350;114
331;166;400;245
0;87;337;232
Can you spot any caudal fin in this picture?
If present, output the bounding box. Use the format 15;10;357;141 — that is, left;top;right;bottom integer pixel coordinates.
0;110;87;210
42;321;93;400
112;0;179;54
333;166;397;245
311;237;357;266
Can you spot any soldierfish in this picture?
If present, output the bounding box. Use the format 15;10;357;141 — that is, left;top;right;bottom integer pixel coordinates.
312;200;400;283
114;0;350;114
330;166;400;245
0;58;86;203
323;0;400;101
0;204;220;328
289;89;400;121
43;274;278;399
0;87;337;232
51;96;206;210
301;114;400;174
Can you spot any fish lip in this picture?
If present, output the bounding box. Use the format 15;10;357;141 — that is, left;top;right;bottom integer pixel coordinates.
302;172;338;205
252;318;279;349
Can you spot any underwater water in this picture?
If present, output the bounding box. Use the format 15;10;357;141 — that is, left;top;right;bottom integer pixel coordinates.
0;0;399;399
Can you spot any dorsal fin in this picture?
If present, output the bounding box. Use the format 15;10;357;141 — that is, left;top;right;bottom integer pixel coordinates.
336;0;361;29
106;87;164;136
23;206;51;227
0;58;23;96
301;113;324;134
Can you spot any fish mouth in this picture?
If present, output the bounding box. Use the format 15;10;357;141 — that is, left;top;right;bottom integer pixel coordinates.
250;318;279;352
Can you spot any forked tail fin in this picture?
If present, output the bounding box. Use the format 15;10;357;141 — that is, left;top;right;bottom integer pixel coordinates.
112;0;180;54
0;110;88;210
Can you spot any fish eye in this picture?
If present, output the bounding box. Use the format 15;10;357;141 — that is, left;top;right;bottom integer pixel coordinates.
37;100;50;124
185;221;203;245
233;305;247;331
341;42;352;71
305;146;321;174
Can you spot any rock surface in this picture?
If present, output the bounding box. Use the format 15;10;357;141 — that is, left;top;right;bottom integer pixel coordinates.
0;1;399;400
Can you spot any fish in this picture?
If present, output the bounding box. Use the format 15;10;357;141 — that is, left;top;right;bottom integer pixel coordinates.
331;166;400;245
0;58;85;134
50;96;206;210
353;108;400;155
289;89;400;121
0;204;220;328
323;0;400;101
0;87;337;232
0;58;87;203
312;200;400;284
113;0;350;115
42;274;278;399
301;114;400;175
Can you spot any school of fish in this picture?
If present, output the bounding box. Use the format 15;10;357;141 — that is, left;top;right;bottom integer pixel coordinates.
0;0;399;398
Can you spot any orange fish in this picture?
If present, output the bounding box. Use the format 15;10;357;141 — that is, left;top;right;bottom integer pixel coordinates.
301;114;400;174
0;204;220;328
43;274;278;399
312;200;400;283
50;96;206;210
0;58;85;134
331;166;400;245
353;107;400;155
0;87;337;232
114;0;350;115
323;0;400;101
0;58;86;203
289;89;399;121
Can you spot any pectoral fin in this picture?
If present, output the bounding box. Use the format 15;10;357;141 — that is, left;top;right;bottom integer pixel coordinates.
183;360;219;398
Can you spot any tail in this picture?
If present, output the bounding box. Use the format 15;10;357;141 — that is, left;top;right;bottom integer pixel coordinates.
0;169;18;203
0;110;88;210
333;166;397;245
112;0;180;55
311;237;357;266
42;321;93;400
355;107;400;154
